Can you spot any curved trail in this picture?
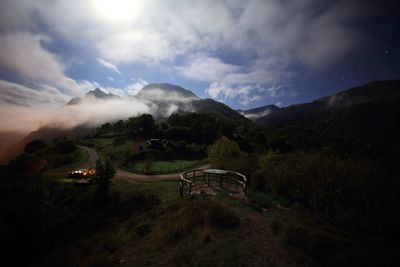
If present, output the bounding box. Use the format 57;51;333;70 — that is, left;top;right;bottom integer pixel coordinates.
115;164;211;181
77;145;210;181
77;145;99;168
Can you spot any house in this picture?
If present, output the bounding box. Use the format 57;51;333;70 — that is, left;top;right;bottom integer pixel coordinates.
145;139;167;148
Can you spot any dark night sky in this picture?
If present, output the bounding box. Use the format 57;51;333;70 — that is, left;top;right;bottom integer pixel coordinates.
0;0;399;131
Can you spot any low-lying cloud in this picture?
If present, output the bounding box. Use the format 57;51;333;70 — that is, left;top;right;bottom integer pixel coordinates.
0;82;198;134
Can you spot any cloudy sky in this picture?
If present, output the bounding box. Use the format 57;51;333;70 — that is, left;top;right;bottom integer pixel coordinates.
0;0;399;113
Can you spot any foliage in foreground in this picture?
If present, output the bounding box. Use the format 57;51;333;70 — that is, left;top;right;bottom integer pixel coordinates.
258;152;398;216
0;161;158;266
93;159;116;204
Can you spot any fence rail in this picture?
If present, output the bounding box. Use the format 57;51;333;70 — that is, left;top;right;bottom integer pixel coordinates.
179;169;247;197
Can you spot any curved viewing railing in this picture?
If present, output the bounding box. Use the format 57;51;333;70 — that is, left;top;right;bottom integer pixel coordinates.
179;168;247;197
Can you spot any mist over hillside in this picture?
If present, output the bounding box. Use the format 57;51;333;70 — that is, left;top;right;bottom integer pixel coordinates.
2;79;399;165
0;83;247;163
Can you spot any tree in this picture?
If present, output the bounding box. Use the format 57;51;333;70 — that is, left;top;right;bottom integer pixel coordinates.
100;122;112;134
126;114;155;137
207;136;241;169
25;140;46;153
94;159;116;204
113;120;125;133
136;114;155;136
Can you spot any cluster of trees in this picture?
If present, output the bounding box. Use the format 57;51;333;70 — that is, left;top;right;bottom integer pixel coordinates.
98;114;155;137
206;136;400;240
25;138;76;155
19;138;79;170
98;112;267;152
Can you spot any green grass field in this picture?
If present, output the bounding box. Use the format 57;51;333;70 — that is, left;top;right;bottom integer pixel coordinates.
81;136;136;163
125;159;206;174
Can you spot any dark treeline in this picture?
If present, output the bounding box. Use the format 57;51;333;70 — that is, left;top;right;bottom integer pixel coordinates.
97;112;268;152
1;109;399;265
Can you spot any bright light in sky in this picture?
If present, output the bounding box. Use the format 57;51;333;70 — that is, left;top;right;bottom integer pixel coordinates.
92;0;139;22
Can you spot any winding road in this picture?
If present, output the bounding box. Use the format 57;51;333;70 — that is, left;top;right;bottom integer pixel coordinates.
77;145;210;181
77;145;99;168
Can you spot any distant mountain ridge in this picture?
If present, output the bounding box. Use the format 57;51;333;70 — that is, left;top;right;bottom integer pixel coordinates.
65;83;246;122
67;88;119;105
256;79;400;160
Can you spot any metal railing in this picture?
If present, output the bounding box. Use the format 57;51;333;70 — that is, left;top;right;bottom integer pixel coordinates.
179;169;247;197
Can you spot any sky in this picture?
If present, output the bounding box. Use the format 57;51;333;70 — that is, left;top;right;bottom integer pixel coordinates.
0;0;399;116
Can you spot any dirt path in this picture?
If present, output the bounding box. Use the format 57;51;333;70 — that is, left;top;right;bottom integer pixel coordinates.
77;145;99;168
245;211;297;267
77;145;211;182
115;164;211;182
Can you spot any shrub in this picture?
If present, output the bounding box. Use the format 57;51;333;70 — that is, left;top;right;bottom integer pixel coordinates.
251;170;266;191
208;204;240;229
24;140;47;153
207;136;241;169
258;151;398;217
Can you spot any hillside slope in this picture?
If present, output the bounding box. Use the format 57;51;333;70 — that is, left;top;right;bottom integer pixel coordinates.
257;80;400;160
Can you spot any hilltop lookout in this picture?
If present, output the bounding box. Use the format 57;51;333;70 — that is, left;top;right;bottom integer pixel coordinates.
180;168;247;199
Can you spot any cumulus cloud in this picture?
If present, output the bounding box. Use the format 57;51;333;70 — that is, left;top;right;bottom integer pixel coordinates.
96;58;121;74
0;0;369;113
126;79;149;95
0;33;65;83
0;32;91;96
3;1;364;67
206;82;287;107
101;78;149;97
0;80;70;107
177;55;241;82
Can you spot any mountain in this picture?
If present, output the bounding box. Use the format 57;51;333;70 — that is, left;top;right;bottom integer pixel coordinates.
86;88;119;99
66;88;119;105
257;80;400;160
134;83;246;122
238;105;280;121
1;84;246;164
193;99;249;122
136;83;198;99
66;84;245;122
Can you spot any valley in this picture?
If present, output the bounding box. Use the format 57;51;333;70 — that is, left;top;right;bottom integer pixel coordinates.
1;80;399;266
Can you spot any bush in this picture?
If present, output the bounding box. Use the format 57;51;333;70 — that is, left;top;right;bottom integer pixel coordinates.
258;151;398;217
54;140;77;154
208;204;240;229
24;140;47;153
251;170;266;191
207;136;241;169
